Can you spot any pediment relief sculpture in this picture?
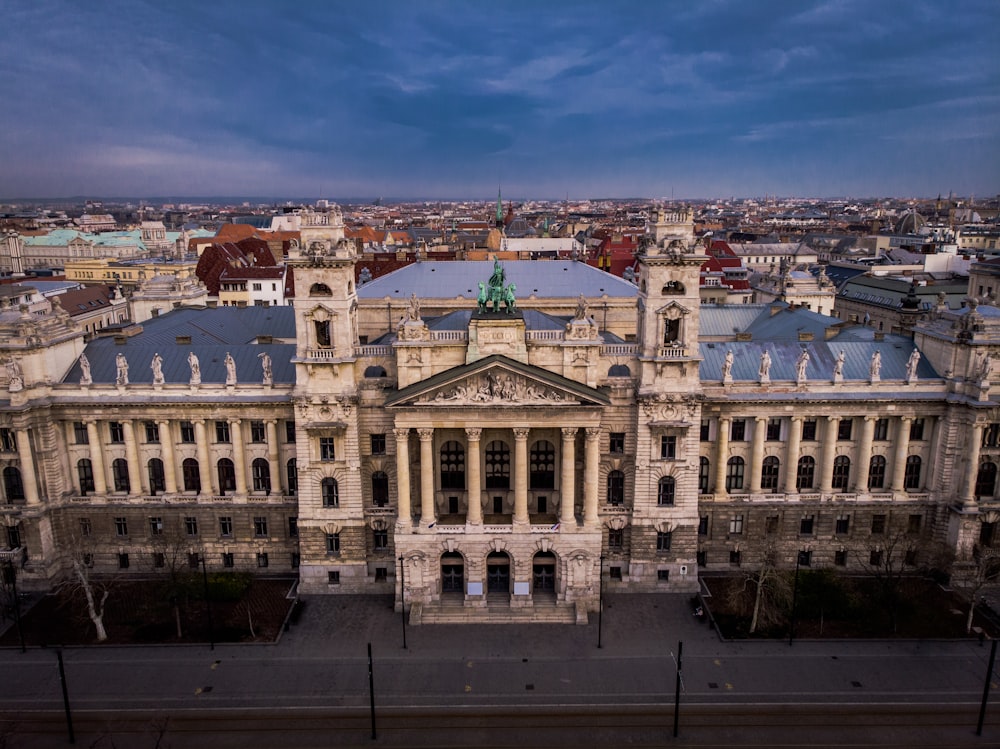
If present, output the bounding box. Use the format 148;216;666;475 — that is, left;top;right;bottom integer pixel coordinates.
416;371;580;405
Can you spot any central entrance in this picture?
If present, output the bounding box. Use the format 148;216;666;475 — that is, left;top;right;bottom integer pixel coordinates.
441;552;464;595
486;551;511;593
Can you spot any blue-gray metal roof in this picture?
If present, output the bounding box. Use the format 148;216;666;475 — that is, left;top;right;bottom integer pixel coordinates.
358;261;639;301
697;304;766;337
745;305;842;340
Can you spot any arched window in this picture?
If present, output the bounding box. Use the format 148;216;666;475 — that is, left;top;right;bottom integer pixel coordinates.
364;365;387;378
440;441;465;490
976;460;997;498
147;458;166;495
322;477;339;507
796;456;815;490
2;466;24;501
314;319;331;347
832;456;851;490
657;476;675;506
608;364;631;377
606;470;625;505
309;283;332;296
760;456;780;490
698;456;710;493
371;471;389;506
112;458;130;493
530;440;555;490
485;441;510;489
251;458;271;493
725;457;744;491
904;455;922;490
868;455;886;489
77;458;95;495
217;458;236;494
182;458;201;493
286;458;297;495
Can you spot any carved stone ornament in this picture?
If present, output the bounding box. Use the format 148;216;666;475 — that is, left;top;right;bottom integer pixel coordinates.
417;372;578;405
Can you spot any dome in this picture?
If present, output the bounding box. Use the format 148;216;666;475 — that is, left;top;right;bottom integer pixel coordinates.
894;210;927;235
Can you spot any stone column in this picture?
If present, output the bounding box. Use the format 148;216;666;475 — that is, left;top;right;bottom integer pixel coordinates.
86;421;108;494
854;416;875;492
714;417;730;495
267;420;281;494
465;427;482;526
962;423;984;507
583;427;601;526
783;417;802;493
394;428;412;528
15;429;39;504
122;421;142;496
513;427;530;525
418;428;436;528
158;420;178;494
818;416;839;493
890;417;912;493
195;420;214;494
560;427;578;526
231;420;247;494
748;417;766;493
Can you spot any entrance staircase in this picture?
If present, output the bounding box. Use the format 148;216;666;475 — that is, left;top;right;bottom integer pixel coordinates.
415;593;576;624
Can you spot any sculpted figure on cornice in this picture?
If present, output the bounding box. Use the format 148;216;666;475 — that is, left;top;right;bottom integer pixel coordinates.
419;372;577;405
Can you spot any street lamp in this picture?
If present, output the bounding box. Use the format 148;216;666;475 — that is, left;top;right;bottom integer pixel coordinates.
789;551;803;646
199;554;215;650
598;554;605;649
398;555;407;650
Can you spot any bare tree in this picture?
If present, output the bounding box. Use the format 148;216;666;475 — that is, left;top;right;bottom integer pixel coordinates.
57;536;113;642
852;531;921;635
148;523;199;639
952;550;1000;634
728;540;791;634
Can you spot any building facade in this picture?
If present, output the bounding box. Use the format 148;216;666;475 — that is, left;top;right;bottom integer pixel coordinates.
0;204;997;624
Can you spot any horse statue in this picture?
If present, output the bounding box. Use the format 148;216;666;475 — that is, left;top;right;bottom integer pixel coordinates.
502;283;517;314
476;282;488;314
490;283;505;313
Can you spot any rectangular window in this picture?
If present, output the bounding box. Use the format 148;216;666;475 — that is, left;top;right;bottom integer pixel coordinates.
114;517;128;537
326;533;341;555
802;419;817;441
698;516;709;535
291;552;300;569
144;421;160;443
222;552;234;568
373;529;388;550
657;569;670;581
288;516;298;538
609;432;625;454
0;429;16;452
370;433;386;455
118;552;130;569
800;516;814;535
219;516;233;537
607;528;624;550
256;553;269;568
79;517;92;536
180;421;195;443
656;531;672;553
319;437;335;461
285;421;296;442
909;418;925;441
188;553;200;570
153;552;165;568
730;419;746;441
871;514;886;535
873;418;889;441
834;549;847;566
766;418;781;441
253;516;269;538
798;550;812;567
835;514;850;534
109;421;125;443
696;550;707;567
215;421;230;443
907;514;922;534
83;553;94;568
870;549;884;566
729;514;744;535
729;549;741;566
700;420;710;441
328;570;340;584
609;566;622;580
149;517;163;536
185;516;198;536
838;419;853;440
375;567;388;582
250;421;266;443
661;435;676;459
73;421;89;444
765;515;779;535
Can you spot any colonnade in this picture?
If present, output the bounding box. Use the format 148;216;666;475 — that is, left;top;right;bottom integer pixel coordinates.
393;424;602;530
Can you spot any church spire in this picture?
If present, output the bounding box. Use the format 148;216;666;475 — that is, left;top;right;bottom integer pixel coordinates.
496;185;503;228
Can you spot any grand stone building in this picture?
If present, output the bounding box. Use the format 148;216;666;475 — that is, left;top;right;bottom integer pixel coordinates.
1;205;998;624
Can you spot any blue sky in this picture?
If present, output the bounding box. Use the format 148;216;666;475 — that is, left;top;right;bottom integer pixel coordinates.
1;0;997;200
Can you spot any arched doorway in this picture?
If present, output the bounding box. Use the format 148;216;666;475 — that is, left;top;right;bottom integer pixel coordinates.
441;552;464;597
532;551;557;601
486;551;511;597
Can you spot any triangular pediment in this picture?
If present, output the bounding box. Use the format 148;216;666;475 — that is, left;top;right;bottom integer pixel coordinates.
385;354;610;408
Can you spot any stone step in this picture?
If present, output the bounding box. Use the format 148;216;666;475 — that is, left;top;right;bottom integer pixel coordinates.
417;603;576;625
